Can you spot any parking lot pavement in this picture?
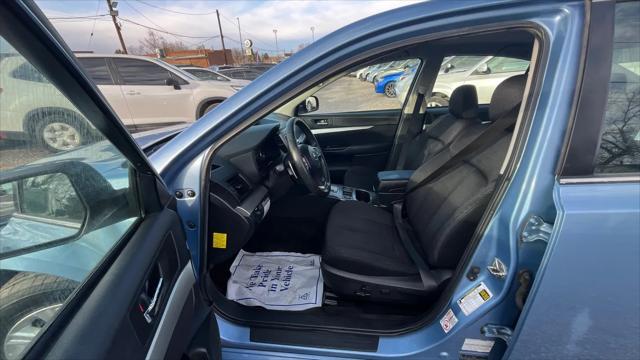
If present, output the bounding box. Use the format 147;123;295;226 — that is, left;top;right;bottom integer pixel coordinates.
315;76;402;113
0;140;49;170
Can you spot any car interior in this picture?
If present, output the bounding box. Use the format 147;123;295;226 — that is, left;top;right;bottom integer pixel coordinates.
203;29;536;335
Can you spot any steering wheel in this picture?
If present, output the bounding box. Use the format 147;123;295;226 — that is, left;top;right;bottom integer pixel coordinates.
284;117;330;196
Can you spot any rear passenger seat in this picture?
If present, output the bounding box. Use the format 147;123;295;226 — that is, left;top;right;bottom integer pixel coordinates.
343;84;488;190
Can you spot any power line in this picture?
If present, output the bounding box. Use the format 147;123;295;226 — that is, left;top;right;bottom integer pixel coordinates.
122;1;202;46
87;0;102;47
133;0;218;15
49;14;108;20
118;17;219;39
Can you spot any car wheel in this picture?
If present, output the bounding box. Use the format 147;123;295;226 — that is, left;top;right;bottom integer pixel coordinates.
35;114;88;152
201;101;222;117
0;273;78;360
384;81;397;97
425;96;449;108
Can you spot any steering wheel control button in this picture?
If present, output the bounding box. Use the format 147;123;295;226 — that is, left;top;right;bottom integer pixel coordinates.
186;189;196;198
175;191;184;199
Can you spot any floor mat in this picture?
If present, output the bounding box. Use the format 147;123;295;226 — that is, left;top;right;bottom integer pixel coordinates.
226;250;323;310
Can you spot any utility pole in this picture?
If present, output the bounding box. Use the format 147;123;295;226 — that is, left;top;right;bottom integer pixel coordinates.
310;26;315;42
237;17;244;64
273;29;279;57
216;10;228;65
106;0;127;54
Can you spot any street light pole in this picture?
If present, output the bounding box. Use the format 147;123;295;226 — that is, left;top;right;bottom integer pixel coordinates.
273;29;278;57
310;26;315;42
237;17;244;64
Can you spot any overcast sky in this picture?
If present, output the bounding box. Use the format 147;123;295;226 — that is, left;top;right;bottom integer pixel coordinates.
35;0;421;55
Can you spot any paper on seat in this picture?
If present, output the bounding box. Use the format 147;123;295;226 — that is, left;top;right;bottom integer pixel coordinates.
226;250;323;310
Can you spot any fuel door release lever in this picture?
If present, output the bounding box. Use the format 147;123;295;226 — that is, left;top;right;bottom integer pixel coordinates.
143;276;163;323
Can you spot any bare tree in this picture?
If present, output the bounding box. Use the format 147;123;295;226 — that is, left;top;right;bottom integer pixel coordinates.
596;87;640;171
129;30;189;55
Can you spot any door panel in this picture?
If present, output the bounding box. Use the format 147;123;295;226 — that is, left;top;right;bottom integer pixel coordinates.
0;2;221;359
300;109;400;181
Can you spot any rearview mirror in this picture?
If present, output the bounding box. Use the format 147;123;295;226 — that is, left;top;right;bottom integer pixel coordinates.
0;161;121;259
304;96;319;113
476;63;490;74
444;63;454;73
165;77;181;90
0;173;86;257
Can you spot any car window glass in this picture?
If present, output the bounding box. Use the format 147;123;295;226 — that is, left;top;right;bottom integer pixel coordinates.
311;58;420;114
594;1;640;174
428;55;529;107
0;36;140;360
113;58;173;85
9;61;47;83
77;57;114;85
480;56;530;74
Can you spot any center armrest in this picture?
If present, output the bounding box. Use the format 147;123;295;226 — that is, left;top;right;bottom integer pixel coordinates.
376;170;414;194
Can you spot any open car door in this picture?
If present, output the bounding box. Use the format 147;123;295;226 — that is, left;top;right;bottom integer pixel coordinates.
0;2;220;359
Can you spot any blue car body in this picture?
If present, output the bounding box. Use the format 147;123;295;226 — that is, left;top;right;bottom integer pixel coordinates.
2;0;638;359
374;71;403;95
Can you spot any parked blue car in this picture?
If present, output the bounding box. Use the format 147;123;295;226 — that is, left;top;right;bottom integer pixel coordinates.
0;1;638;360
374;71;404;97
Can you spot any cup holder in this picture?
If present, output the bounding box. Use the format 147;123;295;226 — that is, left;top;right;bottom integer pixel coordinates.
355;189;371;202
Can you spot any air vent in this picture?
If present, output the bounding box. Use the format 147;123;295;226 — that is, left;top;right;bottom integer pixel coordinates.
226;174;251;201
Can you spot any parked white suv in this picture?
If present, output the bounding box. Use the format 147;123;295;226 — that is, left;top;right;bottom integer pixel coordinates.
0;53;238;151
76;54;238;129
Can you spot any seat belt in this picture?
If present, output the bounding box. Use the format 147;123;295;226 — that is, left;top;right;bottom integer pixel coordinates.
393;202;433;290
395;91;426;170
406;103;521;193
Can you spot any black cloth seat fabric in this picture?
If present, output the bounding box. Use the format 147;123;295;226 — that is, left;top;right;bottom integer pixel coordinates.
322;75;527;303
324;201;418;276
343;85;482;190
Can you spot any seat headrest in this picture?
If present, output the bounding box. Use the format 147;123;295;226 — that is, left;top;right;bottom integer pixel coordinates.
448;85;479;120
489;74;527;121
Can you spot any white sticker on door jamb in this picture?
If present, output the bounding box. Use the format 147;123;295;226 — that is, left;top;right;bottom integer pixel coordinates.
457;282;493;316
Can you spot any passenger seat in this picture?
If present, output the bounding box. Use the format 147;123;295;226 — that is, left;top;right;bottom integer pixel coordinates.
343;85;485;190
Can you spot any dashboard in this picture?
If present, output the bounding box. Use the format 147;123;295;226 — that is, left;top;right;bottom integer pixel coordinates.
207;122;291;264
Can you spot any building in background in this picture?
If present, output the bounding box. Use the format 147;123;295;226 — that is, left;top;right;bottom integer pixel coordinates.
154;49;234;67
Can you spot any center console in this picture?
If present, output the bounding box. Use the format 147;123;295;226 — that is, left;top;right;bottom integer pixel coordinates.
329;184;373;203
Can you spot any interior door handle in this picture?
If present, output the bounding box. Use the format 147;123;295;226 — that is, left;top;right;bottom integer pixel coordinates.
126;90;141;96
314;119;329;126
143;276;163;323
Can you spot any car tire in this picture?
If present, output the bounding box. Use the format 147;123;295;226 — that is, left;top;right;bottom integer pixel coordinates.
201;100;223;117
384;81;397;98
425;96;449;108
34;113;89;152
0;272;78;360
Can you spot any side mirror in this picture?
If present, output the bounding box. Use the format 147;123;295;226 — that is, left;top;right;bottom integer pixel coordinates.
304;96;319;113
444;63;454;73
0;161;122;260
165;77;181;90
476;63;490;74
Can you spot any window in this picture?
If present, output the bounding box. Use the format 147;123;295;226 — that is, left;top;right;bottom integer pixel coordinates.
429;55;529;106
113;58;182;85
77;57;114;85
311;59;420;113
594;1;640;174
10;61;47;83
188;68;229;81
0;36;140;359
477;56;530;74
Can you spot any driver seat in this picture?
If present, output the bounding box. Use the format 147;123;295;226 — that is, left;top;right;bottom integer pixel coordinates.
321;75;526;303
